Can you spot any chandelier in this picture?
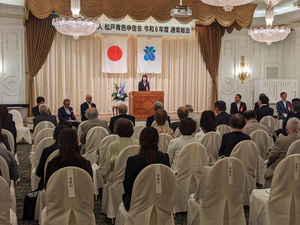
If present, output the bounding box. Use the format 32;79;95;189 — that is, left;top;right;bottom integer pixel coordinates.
263;0;281;7
248;26;291;45
52;0;99;40
201;0;254;11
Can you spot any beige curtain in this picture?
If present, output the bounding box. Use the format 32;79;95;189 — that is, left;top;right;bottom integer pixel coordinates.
25;0;256;27
34;30;211;115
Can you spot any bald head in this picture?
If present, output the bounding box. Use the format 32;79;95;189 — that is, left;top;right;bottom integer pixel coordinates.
177;106;188;120
85;107;98;120
118;104;128;115
86;94;92;104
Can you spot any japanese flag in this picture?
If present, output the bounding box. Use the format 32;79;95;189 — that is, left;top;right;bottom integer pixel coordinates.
137;36;162;73
102;35;128;73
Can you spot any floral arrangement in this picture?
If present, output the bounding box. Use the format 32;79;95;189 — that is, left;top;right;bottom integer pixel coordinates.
111;82;128;101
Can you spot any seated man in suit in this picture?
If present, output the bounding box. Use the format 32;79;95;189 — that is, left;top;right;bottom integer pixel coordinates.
254;93;268;111
214;100;231;125
58;99;80;128
186;104;200;122
264;118;300;188
80;107;110;145
33;104;57;130
80;94;96;122
255;95;274;122
170;106;189;132
32;96;51;117
242;110;268;135
109;104;135;133
278;101;300;136
276;92;291;121
146;101;171;127
230;94;247;115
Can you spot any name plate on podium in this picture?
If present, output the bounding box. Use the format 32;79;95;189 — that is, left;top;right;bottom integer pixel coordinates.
129;91;164;120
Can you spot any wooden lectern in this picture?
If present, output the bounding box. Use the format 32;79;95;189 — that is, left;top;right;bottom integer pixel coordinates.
129;91;164;120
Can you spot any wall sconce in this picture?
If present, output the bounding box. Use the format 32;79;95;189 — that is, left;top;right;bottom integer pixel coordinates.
238;56;250;84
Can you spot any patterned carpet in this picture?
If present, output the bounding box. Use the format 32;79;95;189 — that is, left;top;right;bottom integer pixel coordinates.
15;143;250;225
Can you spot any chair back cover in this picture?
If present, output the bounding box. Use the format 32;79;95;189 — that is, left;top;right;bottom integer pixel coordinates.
217;124;231;136
34;128;54;147
230;140;258;205
151;120;169;128
286;139;300;156
9;110;24;128
0;176;11;225
99;135;120;168
250;130;269;184
132;126;146;140
44;149;59;183
1;129;15;154
34;137;55;170
85;126;109;155
77;120;88;144
0;155;10;187
259;116;275;136
194;119;200;133
158;133;173;153
174;128;182;138
199;132;222;164
175;142;207;213
34;121;56;140
45;167;95;225
125;164;177;225
268;154;300;225
0;143;6;149
201;157;246;225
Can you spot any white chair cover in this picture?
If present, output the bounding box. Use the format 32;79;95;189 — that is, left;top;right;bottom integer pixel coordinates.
96;135;119;189
31;137;55;191
132;126;146;140
102;145;140;219
158;133;173;153
77;120;88;144
286;139;300;156
217;124;231;137
276;119;283;130
175;142;207;213
40;167;95;225
151;120;169;128
198;132;222;164
194;118;200;133
9;109;32;144
115;164;177;225
33;121;56;140
0;143;6;149
250;130;269;185
259;116;275;137
2;129;15;154
0;156;16;213
0;176;17;225
187;157;246;225
83;126;109;163
174;128;182;138
230;140;258;206
250;154;300;225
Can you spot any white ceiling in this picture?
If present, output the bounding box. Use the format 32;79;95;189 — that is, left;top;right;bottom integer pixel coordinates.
0;0;23;6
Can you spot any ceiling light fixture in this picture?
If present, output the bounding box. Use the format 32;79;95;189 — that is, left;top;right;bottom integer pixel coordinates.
200;0;254;12
248;26;291;45
263;0;281;7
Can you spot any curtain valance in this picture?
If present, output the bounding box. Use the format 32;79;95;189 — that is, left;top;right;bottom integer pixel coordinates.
25;0;256;28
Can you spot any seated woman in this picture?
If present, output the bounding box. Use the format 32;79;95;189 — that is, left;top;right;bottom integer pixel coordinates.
0;126;11;151
105;118;139;181
122;127;170;211
45;128;92;189
154;109;174;138
0;105;17;153
195;110;219;139
219;113;250;157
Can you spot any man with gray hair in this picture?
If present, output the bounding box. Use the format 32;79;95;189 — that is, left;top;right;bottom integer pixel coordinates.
33;104;57;130
185;104;199;122
146;101;171;126
80;94;96;122
80;107;110;145
264;117;300;187
109;104;135;133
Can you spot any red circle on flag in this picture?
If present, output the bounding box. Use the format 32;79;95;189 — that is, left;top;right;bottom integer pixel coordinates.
107;46;123;61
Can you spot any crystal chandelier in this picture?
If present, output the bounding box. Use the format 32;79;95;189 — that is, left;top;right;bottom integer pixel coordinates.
52;0;99;40
201;0;254;11
248;26;291;45
265;6;274;26
263;0;281;7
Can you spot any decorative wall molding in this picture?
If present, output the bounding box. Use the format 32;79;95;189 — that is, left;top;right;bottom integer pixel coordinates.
0;3;24;16
221;77;236;95
0;75;22;96
0;17;23;26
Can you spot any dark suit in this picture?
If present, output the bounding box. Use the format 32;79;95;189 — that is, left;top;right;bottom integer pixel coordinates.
170;121;180;132
216;111;232;125
219;131;251;157
138;81;150;91
58;106;80;128
109;114;135;133
33;113;57;130
32;105;51;117
230;102;247;115
80;102;96;121
255;105;274;122
36;142;58;190
122;151;170;211
146;115;171;127
276;100;291;120
0;113;17;153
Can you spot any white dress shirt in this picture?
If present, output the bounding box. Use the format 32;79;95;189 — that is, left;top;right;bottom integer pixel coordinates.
64;107;71;115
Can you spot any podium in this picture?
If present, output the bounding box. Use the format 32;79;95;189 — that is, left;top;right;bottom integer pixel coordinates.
129;91;164;120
